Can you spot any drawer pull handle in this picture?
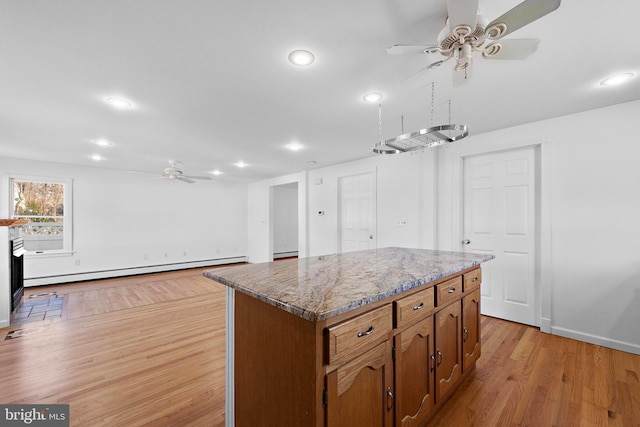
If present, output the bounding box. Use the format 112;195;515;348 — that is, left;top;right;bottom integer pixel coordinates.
386;387;394;411
357;326;375;338
447;288;456;294
472;278;478;282
463;326;469;343
412;302;424;311
436;349;443;367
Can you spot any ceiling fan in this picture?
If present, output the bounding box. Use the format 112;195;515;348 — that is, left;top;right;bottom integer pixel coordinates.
387;0;561;80
130;161;212;184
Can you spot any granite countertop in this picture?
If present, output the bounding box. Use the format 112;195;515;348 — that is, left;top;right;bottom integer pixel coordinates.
203;247;494;322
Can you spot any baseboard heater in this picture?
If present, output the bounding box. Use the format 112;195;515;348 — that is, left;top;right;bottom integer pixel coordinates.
273;251;298;259
24;256;247;287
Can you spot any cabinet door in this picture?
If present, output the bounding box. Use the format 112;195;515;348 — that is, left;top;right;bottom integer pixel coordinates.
434;301;461;402
394;317;435;427
462;289;481;372
325;341;394;427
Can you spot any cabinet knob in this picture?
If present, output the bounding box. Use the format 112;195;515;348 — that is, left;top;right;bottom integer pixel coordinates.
436;349;443;367
463;326;469;343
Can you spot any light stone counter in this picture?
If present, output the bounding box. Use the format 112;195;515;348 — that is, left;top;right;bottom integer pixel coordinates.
204;247;494;322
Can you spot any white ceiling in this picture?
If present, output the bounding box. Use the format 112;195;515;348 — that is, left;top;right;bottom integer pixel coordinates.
1;0;639;183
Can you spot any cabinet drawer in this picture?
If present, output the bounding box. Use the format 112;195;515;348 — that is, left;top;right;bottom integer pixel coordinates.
326;304;392;366
394;286;435;329
435;276;463;307
463;268;482;293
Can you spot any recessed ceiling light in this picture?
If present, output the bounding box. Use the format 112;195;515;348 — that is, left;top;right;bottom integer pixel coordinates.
233;161;249;168
363;92;383;103
286;142;304;151
90;154;106;161
93;138;113;147
600;72;634;86
105;97;133;109
288;50;315;66
211;170;224;176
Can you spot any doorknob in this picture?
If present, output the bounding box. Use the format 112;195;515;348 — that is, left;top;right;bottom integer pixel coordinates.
462;239;471;245
369;235;374;240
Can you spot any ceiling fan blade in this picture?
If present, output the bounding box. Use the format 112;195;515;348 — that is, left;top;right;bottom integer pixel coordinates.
483;39;540;60
181;175;213;180
447;0;479;31
387;44;439;55
177;177;196;184
487;0;561;40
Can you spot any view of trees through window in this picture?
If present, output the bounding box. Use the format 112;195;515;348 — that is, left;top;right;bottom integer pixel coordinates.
12;180;65;251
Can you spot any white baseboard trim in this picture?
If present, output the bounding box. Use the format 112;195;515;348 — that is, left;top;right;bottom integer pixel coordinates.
24;256;247;287
540;317;551;334
551;325;640;355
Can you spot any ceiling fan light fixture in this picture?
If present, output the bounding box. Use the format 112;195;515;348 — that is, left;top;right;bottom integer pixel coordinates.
600;72;634;86
288;50;315;66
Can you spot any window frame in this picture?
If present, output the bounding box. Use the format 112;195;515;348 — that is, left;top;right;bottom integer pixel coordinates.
9;174;73;257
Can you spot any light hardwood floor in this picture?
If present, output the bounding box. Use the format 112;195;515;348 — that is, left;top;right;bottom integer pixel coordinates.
1;267;638;426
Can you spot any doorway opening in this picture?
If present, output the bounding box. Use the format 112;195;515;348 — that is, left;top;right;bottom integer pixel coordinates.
271;182;299;260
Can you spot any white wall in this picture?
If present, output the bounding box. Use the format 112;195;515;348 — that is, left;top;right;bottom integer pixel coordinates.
272;183;298;256
305;151;437;256
0;156;248;285
436;100;640;354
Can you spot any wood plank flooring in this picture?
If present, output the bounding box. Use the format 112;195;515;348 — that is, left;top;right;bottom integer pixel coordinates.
1;267;639;426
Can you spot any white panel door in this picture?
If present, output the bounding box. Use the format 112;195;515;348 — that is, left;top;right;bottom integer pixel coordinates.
462;147;537;326
339;172;376;253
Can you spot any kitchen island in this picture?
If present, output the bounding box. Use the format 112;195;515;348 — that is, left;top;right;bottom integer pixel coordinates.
204;247;494;427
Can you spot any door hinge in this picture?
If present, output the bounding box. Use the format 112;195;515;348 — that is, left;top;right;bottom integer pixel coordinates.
322;387;328;408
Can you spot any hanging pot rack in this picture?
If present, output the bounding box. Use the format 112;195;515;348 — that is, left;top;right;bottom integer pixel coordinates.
371;83;469;154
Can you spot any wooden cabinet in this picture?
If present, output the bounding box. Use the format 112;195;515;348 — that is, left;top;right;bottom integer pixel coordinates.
394;316;435;427
462;289;481;372
230;266;483;427
434;301;462;402
325;341;394;427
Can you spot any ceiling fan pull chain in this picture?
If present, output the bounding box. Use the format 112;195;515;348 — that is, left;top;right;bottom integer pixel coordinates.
378;103;384;144
430;82;435;127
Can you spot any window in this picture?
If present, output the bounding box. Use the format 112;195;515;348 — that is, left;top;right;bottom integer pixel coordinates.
11;176;73;254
